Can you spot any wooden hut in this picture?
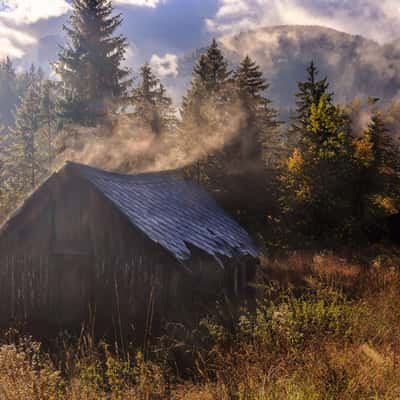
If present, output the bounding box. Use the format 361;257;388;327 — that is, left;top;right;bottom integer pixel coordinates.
0;162;258;335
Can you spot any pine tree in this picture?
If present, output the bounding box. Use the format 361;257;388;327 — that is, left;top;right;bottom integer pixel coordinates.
354;111;400;231
132;64;175;135
181;39;232;128
233;55;280;164
289;61;332;149
281;94;354;239
17;64;43;99
0;65;50;219
0;57;19;129
0;127;13;220
56;0;132;126
40;81;59;170
0;126;25;220
157;84;176;132
193;39;231;95
12;83;43;189
180;39;233;184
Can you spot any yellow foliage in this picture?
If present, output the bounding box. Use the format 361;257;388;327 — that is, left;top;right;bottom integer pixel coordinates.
379;165;396;176
287;148;304;173
354;136;374;168
372;195;399;215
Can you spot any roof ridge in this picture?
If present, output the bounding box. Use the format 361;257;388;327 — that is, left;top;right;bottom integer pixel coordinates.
67;161;183;181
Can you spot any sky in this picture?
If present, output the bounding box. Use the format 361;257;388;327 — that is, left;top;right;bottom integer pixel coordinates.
0;0;400;77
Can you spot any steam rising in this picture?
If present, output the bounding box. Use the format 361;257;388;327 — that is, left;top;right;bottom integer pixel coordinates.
58;104;246;174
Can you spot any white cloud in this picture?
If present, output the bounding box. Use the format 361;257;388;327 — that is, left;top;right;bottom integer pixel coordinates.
0;20;36;45
0;37;23;58
0;21;36;59
0;0;166;64
150;53;178;77
0;0;70;61
0;0;70;24
115;0;166;7
216;0;250;18
207;0;400;44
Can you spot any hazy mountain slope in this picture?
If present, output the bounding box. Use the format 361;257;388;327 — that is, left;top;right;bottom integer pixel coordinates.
33;25;400;112
173;26;400;112
38;35;62;65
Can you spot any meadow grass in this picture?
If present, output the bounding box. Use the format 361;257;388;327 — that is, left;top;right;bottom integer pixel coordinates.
1;246;400;399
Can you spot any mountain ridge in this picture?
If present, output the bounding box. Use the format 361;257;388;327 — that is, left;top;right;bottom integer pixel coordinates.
34;25;400;112
171;25;400;112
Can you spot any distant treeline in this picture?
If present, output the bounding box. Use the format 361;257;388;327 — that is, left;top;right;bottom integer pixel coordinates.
0;0;399;246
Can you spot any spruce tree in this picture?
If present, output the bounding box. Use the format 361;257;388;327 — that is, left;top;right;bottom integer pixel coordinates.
180;39;233;185
289;61;332;149
354;111;400;231
182;41;232;165
157;84;176;132
181;39;231;127
56;0;131;126
0;57;19;129
233;55;279;164
132;64;175;135
367;114;398;177
0;65;49;219
12;83;43;189
193;39;231;94
40;81;59;170
0;127;13;220
17;64;43;99
281;94;354;239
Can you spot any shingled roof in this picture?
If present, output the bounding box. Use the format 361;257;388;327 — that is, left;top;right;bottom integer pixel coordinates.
69;162;258;263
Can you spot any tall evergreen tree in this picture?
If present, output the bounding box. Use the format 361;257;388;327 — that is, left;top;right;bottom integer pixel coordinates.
193;39;231;95
181;39;232;128
40;81;59;170
354;110;400;231
289;61;332;149
281;94;354;240
0;64;45;218
17;64;43;99
0;57;19;129
180;39;233;184
56;0;131;126
233;55;280;164
131;64;175;135
12;82;43;189
0;127;15;221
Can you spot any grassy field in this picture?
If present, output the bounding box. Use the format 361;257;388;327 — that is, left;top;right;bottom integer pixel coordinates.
1;245;400;399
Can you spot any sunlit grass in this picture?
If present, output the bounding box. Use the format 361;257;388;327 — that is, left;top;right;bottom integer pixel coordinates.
1;247;400;399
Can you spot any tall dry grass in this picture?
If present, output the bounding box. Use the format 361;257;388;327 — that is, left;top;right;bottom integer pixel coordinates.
1;246;400;399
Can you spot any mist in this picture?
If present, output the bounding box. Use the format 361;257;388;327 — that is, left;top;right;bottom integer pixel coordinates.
57;102;247;175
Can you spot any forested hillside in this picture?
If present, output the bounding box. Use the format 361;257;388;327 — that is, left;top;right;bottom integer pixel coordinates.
32;25;400;113
160;25;400;113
